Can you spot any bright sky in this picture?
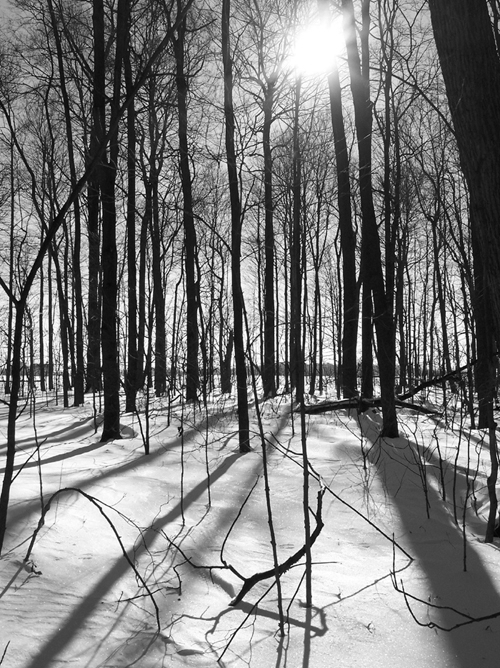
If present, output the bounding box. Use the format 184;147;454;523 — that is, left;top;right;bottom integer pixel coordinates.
292;15;345;76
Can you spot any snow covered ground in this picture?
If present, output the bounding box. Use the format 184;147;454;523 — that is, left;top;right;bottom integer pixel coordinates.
1;390;500;667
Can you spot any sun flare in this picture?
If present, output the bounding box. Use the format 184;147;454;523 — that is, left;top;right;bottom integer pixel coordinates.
293;16;344;76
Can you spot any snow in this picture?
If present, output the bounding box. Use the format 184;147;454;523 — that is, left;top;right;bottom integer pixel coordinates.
1;392;500;667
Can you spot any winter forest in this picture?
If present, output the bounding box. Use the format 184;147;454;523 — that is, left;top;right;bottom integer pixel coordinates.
2;0;500;666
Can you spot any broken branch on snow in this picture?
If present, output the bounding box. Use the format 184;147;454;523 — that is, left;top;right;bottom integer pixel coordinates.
229;487;326;606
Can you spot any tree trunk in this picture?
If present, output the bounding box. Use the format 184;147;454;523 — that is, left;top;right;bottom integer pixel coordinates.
342;0;397;436
262;80;277;399
174;6;200;403
99;0;127;441
319;0;358;399
124;13;138;414
290;77;304;403
428;0;500;346
222;0;250;452
47;0;85;406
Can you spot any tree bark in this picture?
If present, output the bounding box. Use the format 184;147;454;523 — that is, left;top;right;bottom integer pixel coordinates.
428;0;500;347
290;78;304;403
174;4;200;403
222;0;250;451
319;0;358;399
342;0;398;436
262;79;277;399
124;9;138;414
99;0;128;441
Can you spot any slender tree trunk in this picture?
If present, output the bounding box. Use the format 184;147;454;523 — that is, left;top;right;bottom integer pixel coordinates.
290;77;304;402
319;0;358;399
222;0;250;452
174;6;200;403
0;302;25;553
262;80;277;398
50;242;71;407
38;254;46;393
124;12;138;414
150;172;167;397
137;186;148;390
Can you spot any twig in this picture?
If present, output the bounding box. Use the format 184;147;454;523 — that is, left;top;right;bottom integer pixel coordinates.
0;641;10;666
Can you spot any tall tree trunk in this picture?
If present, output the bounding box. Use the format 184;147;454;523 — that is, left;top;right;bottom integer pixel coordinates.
319;0;358;399
222;0;250;452
86;0;106;395
428;0;500;345
50;242;71;407
137;185;149;391
150;173;167;397
174;5;200;403
38;252;46;393
342;0;397;436
124;9;138;414
472;218;496;429
290;78;304;402
262;79;277;398
47;0;85;406
99;0;127;441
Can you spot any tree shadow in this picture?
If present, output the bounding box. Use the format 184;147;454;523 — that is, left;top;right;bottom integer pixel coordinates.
9;405;293;668
2;404;241;538
202;596;327;667
17;451;242;668
359;411;500;667
0;414;103;452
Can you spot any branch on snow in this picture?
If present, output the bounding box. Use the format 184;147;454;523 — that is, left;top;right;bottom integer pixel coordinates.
229;487;326;607
24;487;161;632
300;397;441;416
390;540;500;631
300;359;482;417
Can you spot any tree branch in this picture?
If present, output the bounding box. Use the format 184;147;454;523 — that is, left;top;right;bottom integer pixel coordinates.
229;488;326;606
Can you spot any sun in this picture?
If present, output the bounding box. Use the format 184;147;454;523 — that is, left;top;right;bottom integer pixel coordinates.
293;16;344;76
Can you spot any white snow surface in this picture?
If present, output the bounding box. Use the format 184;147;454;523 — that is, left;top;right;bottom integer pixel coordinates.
1;392;500;667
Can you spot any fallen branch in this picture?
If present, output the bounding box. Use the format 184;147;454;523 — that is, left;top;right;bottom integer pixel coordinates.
300;397;441;417
229;487;326;606
390;538;500;631
397;359;478;401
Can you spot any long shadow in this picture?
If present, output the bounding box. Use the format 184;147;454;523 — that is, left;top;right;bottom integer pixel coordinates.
0;423;138;475
12;406;294;667
0;440;106;475
359;412;500;667
21;451;242;668
0;414;102;452
3;405;239;538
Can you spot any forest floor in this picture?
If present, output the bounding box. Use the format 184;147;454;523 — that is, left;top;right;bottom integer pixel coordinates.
1;388;500;667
